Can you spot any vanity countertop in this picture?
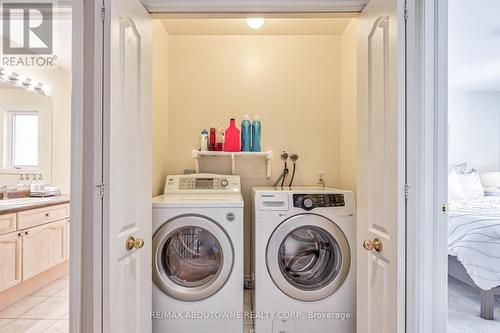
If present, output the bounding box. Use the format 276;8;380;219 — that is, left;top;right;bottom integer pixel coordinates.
0;195;70;214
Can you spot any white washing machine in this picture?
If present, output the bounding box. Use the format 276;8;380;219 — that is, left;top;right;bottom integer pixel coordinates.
253;187;356;333
152;174;244;333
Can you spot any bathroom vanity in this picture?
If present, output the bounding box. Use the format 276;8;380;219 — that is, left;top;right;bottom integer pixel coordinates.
0;196;70;310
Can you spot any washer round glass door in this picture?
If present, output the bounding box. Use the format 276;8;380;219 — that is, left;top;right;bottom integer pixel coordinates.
153;215;233;301
266;214;350;301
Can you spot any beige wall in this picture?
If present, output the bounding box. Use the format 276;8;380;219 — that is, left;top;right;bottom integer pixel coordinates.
152;21;170;196
166;35;342;187
162;32;349;278
151;20;359;277
339;19;357;192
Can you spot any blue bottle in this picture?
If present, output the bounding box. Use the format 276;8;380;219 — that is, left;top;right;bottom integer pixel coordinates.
241;115;252;151
251;115;261;152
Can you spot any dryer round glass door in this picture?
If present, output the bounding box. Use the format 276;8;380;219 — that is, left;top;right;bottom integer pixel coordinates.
266;214;350;301
153;215;233;301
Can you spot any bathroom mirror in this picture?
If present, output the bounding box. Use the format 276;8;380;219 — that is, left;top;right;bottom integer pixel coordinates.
0;78;53;187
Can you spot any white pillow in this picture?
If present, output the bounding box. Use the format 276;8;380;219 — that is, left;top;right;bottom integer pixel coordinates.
448;169;467;202
458;169;484;198
448;162;469;174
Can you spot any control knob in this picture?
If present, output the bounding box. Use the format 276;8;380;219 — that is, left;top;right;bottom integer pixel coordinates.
302;196;315;210
221;179;229;187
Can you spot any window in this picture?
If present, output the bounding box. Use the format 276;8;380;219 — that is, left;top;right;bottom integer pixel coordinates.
3;111;39;169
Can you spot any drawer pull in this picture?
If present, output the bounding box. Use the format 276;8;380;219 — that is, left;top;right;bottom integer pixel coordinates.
24;231;29;235
45;213;50;217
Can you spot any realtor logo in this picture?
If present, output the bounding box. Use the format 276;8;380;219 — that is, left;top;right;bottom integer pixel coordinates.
2;2;53;55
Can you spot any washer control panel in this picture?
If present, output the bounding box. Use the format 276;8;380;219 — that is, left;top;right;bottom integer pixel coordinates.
293;193;345;210
180;177;229;190
164;174;240;193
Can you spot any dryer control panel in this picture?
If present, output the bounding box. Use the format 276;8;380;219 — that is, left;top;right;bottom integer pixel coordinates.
164;174;241;194
293;193;345;210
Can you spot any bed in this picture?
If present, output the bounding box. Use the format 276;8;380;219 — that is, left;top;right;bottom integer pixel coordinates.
448;169;500;320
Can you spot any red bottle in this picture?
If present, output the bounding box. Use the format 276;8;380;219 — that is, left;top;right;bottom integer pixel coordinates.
216;122;223;151
209;127;216;151
223;118;240;152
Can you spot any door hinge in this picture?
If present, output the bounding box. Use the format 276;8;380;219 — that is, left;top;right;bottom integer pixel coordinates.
441;203;448;216
100;6;105;21
96;183;105;199
404;183;410;199
404;2;408;21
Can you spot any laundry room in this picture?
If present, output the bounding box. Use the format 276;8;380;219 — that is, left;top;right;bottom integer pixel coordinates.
150;14;359;333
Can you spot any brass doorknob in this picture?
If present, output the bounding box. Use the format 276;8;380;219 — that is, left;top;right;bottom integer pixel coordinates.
363;238;383;253
126;236;144;250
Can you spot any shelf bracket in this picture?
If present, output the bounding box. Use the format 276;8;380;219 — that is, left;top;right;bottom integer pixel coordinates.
265;152;273;179
192;150;201;173
194;158;200;173
191;150;273;178
233;153;237;174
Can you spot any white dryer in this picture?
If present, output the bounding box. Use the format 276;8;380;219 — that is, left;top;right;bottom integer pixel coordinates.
253;187;356;333
152;174;244;333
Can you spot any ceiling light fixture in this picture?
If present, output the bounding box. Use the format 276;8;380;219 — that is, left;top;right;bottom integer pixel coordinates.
0;67;48;95
0;68;12;78
246;18;265;30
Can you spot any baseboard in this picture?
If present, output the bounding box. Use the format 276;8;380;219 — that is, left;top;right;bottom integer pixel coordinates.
0;260;69;311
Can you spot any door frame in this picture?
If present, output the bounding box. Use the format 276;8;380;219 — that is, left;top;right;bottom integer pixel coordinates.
71;1;447;333
70;1;104;332
405;0;448;332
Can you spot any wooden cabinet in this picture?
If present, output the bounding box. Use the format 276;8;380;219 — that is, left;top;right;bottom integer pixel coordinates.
66;220;70;259
17;204;70;230
0;213;17;236
0;203;69;292
22;220;67;281
0;232;22;292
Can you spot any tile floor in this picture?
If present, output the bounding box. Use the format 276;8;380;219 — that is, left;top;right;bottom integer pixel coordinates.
449;276;500;333
8;277;496;333
1;281;251;333
5;275;498;333
0;274;69;333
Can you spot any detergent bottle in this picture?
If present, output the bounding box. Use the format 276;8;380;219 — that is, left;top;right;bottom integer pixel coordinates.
241;115;252;152
209;126;217;151
224;118;240;152
251;115;261;152
216;122;224;151
200;129;209;151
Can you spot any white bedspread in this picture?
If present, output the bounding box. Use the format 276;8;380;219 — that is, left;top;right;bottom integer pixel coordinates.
448;196;500;290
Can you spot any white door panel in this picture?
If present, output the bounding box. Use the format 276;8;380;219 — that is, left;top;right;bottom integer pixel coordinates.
357;0;405;332
103;0;152;332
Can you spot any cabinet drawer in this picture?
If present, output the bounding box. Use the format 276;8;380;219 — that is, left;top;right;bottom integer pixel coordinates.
0;213;16;236
17;204;69;230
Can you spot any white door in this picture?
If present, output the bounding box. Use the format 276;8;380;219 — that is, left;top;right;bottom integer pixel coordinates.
103;0;152;332
357;0;406;332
